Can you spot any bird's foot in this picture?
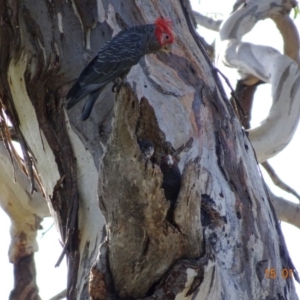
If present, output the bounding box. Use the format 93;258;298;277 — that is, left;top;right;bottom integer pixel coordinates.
112;77;126;93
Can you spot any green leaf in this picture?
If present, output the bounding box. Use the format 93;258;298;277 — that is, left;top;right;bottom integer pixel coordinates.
293;6;300;19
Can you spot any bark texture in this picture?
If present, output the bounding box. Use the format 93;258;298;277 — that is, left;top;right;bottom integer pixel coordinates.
0;0;298;299
193;0;300;235
98;85;202;298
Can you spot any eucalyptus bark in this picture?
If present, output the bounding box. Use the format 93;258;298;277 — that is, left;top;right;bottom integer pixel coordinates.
193;0;300;229
0;0;298;300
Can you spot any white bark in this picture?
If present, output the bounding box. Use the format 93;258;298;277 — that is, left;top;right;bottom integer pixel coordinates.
218;0;300;162
0;141;49;263
65;115;105;295
271;14;300;65
8;52;60;215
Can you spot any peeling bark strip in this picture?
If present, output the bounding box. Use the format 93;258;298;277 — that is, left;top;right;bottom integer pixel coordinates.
0;1;82;298
219;0;300;162
0;137;48;300
0;1;36;194
98;85;202;298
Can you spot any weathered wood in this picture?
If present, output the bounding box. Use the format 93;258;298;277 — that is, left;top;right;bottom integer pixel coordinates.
0;0;298;299
98;85;202;298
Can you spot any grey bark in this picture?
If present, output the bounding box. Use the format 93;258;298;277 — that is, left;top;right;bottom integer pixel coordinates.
0;0;298;299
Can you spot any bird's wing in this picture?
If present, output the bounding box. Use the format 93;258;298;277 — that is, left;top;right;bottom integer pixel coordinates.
66;32;145;110
77;32;145;88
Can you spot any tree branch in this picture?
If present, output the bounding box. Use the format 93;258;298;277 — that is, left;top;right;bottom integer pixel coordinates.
271;14;300;66
9;254;41;300
267;187;300;229
49;289;67;300
193;11;222;31
219;0;299;163
262;161;300;202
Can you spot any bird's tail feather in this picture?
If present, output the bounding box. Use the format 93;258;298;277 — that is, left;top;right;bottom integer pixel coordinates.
80;88;102;121
66;81;87;110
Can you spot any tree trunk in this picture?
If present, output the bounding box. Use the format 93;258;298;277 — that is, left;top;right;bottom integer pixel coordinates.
0;0;298;299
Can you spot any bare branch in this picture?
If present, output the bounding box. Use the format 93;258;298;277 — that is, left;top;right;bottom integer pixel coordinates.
49;289;67;300
219;0;300;162
271;14;300;65
193;11;222;31
55;228;71;268
9;254;41;300
267;187;300;229
262;161;300;202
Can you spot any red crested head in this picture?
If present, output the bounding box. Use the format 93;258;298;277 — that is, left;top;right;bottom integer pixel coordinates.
154;18;174;51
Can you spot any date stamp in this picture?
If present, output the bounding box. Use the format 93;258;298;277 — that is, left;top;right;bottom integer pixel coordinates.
265;268;294;279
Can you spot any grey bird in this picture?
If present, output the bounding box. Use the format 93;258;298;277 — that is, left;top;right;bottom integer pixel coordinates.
66;18;174;120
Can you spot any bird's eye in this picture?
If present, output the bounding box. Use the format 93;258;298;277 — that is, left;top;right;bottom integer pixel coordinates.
165;35;169;40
